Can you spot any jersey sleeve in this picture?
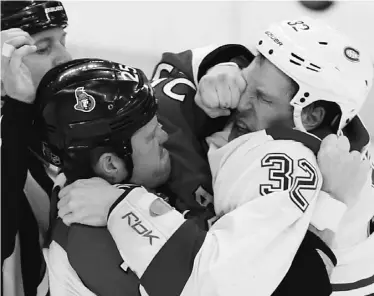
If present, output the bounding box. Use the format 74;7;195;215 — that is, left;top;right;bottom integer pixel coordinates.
153;44;254;140
107;139;325;296
152;44;254;86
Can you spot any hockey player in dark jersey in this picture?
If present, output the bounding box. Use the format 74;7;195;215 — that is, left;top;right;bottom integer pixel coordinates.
57;17;373;296
34;58;172;295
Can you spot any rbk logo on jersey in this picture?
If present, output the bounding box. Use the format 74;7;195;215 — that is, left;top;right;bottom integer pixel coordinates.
74;87;96;112
122;212;160;245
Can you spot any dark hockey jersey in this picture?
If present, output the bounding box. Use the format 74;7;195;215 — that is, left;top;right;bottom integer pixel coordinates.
45;44;254;296
153;44;254;213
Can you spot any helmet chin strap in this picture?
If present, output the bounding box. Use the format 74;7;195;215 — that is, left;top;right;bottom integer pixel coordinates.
293;105;307;132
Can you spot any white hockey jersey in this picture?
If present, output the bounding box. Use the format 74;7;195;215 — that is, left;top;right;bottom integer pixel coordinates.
107;127;325;296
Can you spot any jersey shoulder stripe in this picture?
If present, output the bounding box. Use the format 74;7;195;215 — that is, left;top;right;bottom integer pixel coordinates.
331;273;374;292
266;127;321;155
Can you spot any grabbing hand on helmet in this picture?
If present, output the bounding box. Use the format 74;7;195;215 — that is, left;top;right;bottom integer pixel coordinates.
57;177;124;227
195;62;246;118
1;28;37;103
318;134;371;209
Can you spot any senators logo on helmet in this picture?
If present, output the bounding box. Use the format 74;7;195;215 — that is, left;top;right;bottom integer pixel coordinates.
74;87;96;112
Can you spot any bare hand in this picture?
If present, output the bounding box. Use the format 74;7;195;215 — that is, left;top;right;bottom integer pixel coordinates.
1;28;37;103
195;62;246;118
57;177;124;226
318;134;371;208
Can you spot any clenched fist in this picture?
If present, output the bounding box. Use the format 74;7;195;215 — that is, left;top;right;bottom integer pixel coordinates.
318;134;371;209
195;62;246;118
1;28;37;103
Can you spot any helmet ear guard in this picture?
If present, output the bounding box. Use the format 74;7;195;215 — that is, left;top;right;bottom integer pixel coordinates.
1;1;68;35
256;16;373;133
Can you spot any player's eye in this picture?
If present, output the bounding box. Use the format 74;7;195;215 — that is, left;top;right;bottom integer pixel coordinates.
256;90;271;104
36;43;51;55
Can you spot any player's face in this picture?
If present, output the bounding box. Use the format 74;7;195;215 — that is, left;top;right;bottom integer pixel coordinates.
23;27;72;88
130;116;171;189
229;55;295;141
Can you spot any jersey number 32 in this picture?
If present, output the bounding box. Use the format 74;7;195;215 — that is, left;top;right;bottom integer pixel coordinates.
260;153;318;212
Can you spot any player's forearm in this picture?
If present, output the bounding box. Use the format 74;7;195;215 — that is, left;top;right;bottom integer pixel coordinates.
107;187;204;296
154;44;253;140
195;44;254;82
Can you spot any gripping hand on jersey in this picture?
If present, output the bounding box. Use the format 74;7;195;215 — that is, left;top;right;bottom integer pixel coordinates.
1;28;37;103
195;62;246;118
57;177;123;226
318;134;371;209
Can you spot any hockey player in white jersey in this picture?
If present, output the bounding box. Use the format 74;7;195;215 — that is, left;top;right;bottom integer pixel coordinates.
109;17;373;296
196;17;374;296
57;16;373;296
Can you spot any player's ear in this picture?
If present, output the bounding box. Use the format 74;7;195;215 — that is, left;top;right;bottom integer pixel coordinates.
93;152;128;184
301;103;326;131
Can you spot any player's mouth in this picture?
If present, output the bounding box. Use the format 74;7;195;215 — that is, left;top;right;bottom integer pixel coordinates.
229;118;253;141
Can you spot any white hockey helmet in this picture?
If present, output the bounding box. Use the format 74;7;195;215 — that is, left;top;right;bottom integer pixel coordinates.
256;16;373;133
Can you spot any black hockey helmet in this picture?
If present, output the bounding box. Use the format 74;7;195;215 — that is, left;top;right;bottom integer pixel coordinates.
1;1;68;35
34;58;157;180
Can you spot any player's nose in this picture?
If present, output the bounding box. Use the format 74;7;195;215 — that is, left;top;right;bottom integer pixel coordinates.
237;95;253;112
